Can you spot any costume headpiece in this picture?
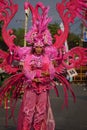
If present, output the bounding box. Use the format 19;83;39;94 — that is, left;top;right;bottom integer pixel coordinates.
24;2;52;47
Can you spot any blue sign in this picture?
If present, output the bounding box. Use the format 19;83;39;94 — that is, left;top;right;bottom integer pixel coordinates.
83;31;87;42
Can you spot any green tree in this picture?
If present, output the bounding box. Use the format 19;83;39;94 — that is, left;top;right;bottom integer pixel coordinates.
0;22;8;51
13;28;25;46
48;23;60;43
68;33;81;49
48;23;60;37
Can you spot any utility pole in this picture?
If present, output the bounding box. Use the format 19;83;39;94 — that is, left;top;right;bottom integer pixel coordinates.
24;0;30;47
80;23;83;47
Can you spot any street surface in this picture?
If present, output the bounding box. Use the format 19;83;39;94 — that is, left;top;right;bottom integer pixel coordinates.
0;84;87;130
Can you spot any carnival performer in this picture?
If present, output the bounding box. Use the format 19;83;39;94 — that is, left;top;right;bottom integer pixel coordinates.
17;32;56;130
0;0;87;130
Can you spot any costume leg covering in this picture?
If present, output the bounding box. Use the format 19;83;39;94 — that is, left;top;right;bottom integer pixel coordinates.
21;89;37;130
34;91;48;130
22;118;31;130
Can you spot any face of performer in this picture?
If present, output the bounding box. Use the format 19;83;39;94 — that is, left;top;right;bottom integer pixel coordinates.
35;46;43;55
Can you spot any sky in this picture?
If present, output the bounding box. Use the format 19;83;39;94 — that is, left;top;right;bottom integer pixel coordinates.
8;0;81;35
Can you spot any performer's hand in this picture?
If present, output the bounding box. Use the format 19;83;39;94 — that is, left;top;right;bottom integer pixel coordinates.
52;60;58;67
41;71;49;76
33;78;40;83
0;58;3;64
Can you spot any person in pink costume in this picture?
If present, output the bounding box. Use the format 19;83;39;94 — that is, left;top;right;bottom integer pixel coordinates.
17;41;56;130
0;1;87;130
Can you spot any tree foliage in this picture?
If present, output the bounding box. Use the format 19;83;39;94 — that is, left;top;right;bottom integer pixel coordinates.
13;28;25;47
68;33;81;49
0;22;8;51
48;23;60;37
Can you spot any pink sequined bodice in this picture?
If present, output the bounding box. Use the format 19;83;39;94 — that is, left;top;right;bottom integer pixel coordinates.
23;53;55;82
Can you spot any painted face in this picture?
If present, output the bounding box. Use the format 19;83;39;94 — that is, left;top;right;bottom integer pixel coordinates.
35;46;43;55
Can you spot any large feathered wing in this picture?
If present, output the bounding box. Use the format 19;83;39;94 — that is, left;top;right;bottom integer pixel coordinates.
0;0;20;74
0;1;24;121
54;46;87;108
52;0;87;107
0;0;18;49
53;0;87;49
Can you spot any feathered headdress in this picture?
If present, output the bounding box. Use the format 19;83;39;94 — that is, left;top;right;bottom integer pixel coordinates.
24;2;53;47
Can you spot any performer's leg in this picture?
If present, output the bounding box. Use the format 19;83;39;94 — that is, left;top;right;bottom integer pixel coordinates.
22;118;31;130
22;89;37;130
34;91;48;130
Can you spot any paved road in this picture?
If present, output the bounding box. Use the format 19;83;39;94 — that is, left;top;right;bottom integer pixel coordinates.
0;84;87;130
